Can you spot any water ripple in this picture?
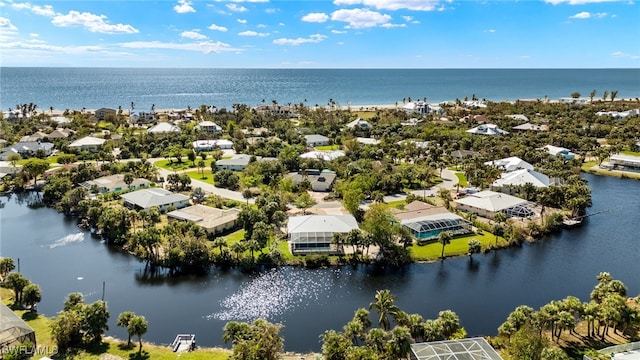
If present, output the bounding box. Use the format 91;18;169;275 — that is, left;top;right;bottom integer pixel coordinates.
48;233;85;249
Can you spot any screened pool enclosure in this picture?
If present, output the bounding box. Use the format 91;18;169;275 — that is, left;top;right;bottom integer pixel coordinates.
401;213;472;242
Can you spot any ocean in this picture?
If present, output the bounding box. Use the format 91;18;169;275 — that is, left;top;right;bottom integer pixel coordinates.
1;68;639;112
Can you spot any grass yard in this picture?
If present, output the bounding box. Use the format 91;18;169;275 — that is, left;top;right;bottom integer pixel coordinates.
315;145;340;151
454;172;469;187
385;199;407;209
222;229;246;244
186;169;215;184
581;160;640;180
409;232;506;261
154;159;194;171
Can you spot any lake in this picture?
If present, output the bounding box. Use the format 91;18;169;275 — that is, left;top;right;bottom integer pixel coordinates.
0;173;638;353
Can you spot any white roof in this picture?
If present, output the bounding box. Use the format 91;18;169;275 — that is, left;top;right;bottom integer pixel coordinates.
346;118;371;128
356;137;380;145
69;136;106;147
148;122;180;133
485;156;533;172
299;150;345;161
399;212;464;226
506;114;529;121
492;169;550;188
120;188;189;209
454;191;528;212
288;214;358;234
467;124;508;135
193;139;233;148
542;144;575;156
305;134;329;143
196;121;222;130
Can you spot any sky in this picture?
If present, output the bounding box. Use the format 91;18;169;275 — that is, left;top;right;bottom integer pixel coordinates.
0;0;639;68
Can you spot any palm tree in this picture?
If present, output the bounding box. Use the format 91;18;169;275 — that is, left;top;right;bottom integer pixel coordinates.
589;89;596;103
388;326;413;359
117;311;135;346
468;239;481;261
231;241;246;262
212;237;227;254
369;289;401;331
438;231;452;259
128;315;148;352
610;90;618;102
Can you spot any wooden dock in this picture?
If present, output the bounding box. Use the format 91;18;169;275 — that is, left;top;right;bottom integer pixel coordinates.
171;334;196;352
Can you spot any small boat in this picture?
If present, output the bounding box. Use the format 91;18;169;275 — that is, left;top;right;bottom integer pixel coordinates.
562;217;583;228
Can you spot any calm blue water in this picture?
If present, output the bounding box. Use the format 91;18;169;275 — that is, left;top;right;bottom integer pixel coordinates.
1;68;639;112
1;174;639;352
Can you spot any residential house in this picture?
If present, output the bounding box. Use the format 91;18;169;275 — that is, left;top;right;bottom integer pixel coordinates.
167;204;240;234
392;201;472;243
450;149;479;161
454;190;534;219
193;139;233;151
299;150;346;162
505;114;529;122
80;174;151;194
286;169;337;192
345;118;372;130
215;154;275;171
195;121;223;133
0;141;54;160
491;169;552;193
462;100;488;108
51;116;72;124
512;123;548;132
460;114;489;124
148;122;181;134
400;118;423;126
305;134;330;147
609;153;640;171
466;124;509;136
541;145;576;160
410;337;503;360
47;128;75;139
595;109;640;119
402;101;430;115
355;137;380;145
68;136;106;152
120;188;190;211
559;97;589;106
287;214;359;254
129;111;155;124
485;156;534;172
94;108;117;121
19;132;48;142
0;165;21;179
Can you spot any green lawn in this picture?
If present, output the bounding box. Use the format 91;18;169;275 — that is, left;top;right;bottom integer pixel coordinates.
154;159;195;171
222;229;245;244
621;150;640;156
454;172;468;187
409;232;506;261
16;156;60;165
385;200;407;209
315;145;341;151
581;160;640;179
186;169;215;184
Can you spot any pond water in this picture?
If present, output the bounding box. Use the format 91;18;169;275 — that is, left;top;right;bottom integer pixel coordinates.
1;173;638;353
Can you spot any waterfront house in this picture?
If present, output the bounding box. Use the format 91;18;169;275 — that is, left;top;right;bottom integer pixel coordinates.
129;111;155;124
80;174;151;194
121;188;190;211
287;214;359;254
454;190;533;219
345;118;372;130
0;141;54;160
392;201;472;243
305;134;330;147
193;139;233;151
541;145;576;160
68;136;106;152
94;108;117;121
485;156;533;172
609;153;640;171
195;121;223;133
466;124;509;136
410;337;503;360
167;204;240;234
299;150;346;162
286;169;337;192
147;122;181;134
490;169;551;192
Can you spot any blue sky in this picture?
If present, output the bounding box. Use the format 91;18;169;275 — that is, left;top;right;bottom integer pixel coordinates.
0;0;638;68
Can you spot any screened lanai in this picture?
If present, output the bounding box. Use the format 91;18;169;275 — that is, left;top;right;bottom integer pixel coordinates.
0;303;36;352
287;214;359;254
401;213;472;242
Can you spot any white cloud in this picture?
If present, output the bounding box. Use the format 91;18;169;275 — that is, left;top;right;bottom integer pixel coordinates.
226;3;247;12
238;30;269;36
331;8;392;28
484;29;496;32
174;0;195;13
208;24;228;32
402;15;413;21
30;33;39;37
52;11;139;34
181;30;208;40
273;34;327;46
0;16;17;31
569;11;607;18
331;29;347;34
11;2;55;17
545;0;617;4
265;8;278;14
380;23;406;28
237;19;247;24
257;24;267;28
120;40;241;54
612;51;640;59
302;12;329;23
333;0;440;11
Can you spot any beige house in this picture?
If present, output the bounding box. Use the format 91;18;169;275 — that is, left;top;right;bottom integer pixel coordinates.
167;204;240;234
80;174;151;194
